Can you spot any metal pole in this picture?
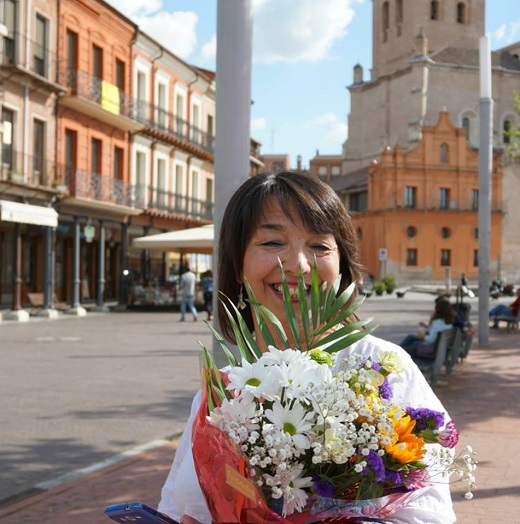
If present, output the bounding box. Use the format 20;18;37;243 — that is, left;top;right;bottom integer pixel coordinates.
118;222;128;306
43;226;52;309
213;0;253;364
478;35;493;347
96;219;106;308
71;216;81;308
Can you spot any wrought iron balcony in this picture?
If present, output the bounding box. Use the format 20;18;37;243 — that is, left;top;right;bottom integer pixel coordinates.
63;168;141;209
135;102;215;157
59;68;144;132
134;184;214;221
0;148;57;187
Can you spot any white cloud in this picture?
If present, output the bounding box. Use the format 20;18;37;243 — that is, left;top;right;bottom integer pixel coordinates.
134;11;199;60
252;0;356;64
304;112;348;149
491;19;520;45
106;0;163;18
251;117;267;131
199;34;217;67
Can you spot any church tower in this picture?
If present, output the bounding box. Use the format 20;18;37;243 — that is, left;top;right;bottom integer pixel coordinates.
371;0;484;79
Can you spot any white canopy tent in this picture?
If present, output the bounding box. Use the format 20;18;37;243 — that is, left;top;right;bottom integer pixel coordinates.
132;224;214;254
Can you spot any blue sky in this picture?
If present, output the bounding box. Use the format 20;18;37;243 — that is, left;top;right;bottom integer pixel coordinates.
108;0;520;167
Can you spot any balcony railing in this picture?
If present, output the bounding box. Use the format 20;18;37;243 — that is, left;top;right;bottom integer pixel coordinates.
1;31;63;87
135;102;215;155
63;168;141;208
60;68;138;122
0;148;57;187
135;184;214;220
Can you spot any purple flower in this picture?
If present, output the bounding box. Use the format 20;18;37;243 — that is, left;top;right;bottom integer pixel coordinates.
438;420;459;448
407;407;445;431
385;470;402;487
312;477;334;497
361;450;386;483
379;376;393;400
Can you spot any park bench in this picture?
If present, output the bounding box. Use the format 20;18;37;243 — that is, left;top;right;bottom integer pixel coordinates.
27;293;67;314
413;327;463;385
493;310;520;332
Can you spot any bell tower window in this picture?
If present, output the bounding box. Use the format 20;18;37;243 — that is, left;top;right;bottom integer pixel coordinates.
457;3;466;24
431;1;439;21
382;2;389;42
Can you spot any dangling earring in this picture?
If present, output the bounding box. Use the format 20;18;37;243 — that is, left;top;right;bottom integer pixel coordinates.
237;285;246;310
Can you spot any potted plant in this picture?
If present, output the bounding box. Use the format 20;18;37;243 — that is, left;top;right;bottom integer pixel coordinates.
383;275;397;295
374;281;387;296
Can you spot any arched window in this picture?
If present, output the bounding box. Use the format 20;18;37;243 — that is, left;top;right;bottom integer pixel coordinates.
457;3;466;24
440;143;449;163
431;1;439;20
503;120;511;144
462;116;470;139
382;2;390;42
396;0;403;36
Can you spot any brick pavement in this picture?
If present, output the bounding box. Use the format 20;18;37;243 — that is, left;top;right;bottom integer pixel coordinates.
1;327;519;523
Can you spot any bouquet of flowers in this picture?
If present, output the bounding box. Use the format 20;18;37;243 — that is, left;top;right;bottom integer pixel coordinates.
193;264;477;523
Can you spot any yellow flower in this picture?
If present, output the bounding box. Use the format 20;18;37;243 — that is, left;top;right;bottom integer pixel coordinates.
384;410;426;464
378;351;403;375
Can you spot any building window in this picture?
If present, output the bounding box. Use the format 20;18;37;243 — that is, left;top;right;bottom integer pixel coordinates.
439;188;450;209
471;189;479;211
473;249;479;267
457;3;466;24
441;227;451;239
406;249;418;266
462;116;470;138
406;226;417;238
65;129;77;181
2;108;15;171
3;0;17;65
66;30;78;87
430;0;439;20
382;1;389;42
92;45;103;103
91;138;102;175
440;143;449;163
34;14;48;77
113;146;123;179
331;166;341;177
318;166;328;178
395;0;403;36
440;249;451;267
404;186;416;208
503;120;511;144
157;83;167;130
474;228;479;239
136;71;147;122
33;119;45;183
349;191;368;212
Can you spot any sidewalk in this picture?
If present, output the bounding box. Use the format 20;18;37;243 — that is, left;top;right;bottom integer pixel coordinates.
1;328;519;524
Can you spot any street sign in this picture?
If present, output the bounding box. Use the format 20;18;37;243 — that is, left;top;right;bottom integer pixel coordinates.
378;248;387;261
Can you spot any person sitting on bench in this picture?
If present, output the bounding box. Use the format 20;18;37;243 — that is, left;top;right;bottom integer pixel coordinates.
489;289;520;328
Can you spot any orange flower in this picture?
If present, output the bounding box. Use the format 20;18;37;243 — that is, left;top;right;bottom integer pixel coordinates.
385;410;426;464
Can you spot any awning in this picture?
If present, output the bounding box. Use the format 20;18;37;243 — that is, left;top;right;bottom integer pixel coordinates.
0;200;59;227
132;224;214;254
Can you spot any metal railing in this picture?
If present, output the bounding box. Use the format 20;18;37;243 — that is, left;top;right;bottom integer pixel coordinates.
0;149;57;187
135;102;215;154
134;184;214;220
60;67;137;121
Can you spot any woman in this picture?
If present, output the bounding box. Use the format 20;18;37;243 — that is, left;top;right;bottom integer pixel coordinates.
400;298;455;358
158;171;456;523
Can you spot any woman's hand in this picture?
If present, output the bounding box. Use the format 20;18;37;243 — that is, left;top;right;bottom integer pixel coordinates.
180;516;202;524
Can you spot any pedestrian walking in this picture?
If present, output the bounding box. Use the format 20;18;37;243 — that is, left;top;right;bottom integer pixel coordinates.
179;264;198;321
201;270;213;321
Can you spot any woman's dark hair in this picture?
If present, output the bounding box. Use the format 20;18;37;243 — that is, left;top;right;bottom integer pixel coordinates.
432;298;455;325
218;171;363;343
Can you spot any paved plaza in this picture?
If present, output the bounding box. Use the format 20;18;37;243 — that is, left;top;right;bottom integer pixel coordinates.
1;293;519;523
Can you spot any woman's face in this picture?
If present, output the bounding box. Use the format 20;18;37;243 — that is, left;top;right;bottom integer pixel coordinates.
242;198;341;345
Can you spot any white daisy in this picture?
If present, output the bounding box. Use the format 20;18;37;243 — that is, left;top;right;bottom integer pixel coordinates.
280;465;313;517
226;359;282;399
265;400;314;450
